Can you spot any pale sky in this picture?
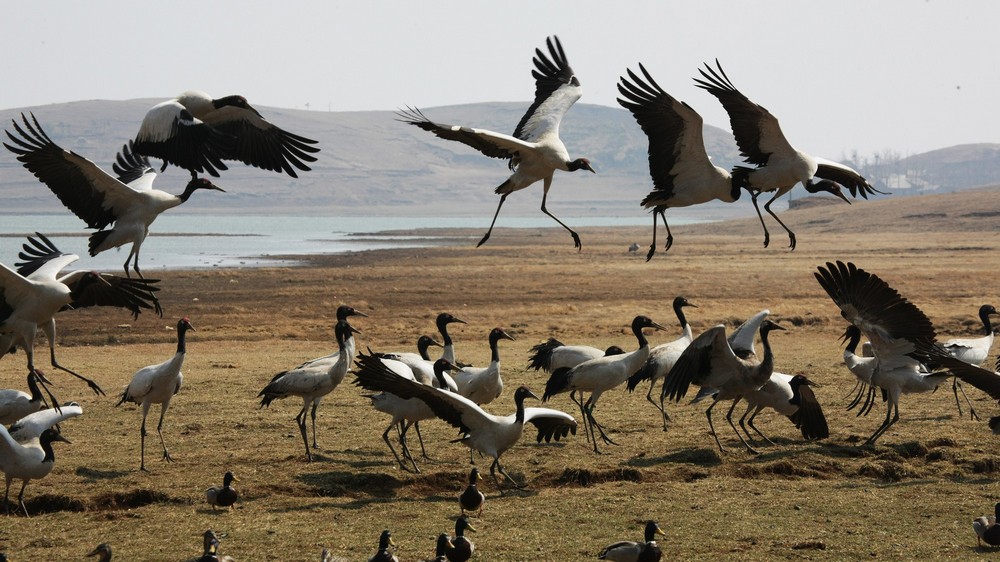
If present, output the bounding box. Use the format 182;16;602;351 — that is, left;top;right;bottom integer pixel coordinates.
2;0;996;159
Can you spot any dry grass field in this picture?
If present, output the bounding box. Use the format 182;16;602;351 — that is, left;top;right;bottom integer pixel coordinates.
2;187;1000;561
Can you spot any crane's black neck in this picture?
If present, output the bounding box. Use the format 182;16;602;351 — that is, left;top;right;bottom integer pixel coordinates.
417;336;435;361
758;327;777;374
979;306;995;335
631;320;650;349
27;372;42;402
673;298;689;329
514;391;528;424
437;316;455;346
488;330;505;363
40;432;60;463
335;321;352;353
433;361;451;388
843;328;861;355
176;320;191;354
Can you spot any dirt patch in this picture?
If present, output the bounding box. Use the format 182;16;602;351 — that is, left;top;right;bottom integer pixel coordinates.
555;467;643;487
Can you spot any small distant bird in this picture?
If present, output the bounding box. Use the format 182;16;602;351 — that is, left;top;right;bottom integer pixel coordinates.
974;502;1000;547
117;318;195;471
134;90;320;178
206;471;238;510
398;36;595;249
695;61;883;250
369;529;398;562
87;543;113;561
3;116;225;279
598;520;666;562
446;517;476;562
459;467;485;516
628;242;639;254
0;426;70;516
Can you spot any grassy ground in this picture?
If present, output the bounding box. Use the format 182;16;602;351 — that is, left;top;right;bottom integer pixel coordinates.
2;187;1000;560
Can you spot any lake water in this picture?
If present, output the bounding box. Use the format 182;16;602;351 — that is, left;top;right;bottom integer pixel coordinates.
0;213;709;271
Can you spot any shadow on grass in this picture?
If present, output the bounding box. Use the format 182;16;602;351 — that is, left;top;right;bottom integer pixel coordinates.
75;466;129;482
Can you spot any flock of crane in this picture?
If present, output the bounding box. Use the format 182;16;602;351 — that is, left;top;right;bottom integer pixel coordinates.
0;32;998;560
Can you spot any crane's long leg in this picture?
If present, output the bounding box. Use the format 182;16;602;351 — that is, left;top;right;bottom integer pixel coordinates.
645;380;670;431
492;457;525;493
410;420;434;461
749;190;772;249
43;321;104;396
310;400;321;449
157;403;174;463
706;399;726;453
863;401;899;446
16;481;30;518
762;190;796;250
585;398;618;453
382;422;413;472
737;403;757;444
746;407;776;445
725;398;759;454
953;380;979;420
139;406;150;472
570;391;593;444
295;407;312;462
3;478;12;514
477;194;508;248
646;208;672;261
540;183;582;250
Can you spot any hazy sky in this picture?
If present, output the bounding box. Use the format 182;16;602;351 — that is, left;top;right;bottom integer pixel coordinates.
2;1;996;159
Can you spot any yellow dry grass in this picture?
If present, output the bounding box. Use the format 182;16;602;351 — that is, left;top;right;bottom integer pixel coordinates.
2;187;1000;561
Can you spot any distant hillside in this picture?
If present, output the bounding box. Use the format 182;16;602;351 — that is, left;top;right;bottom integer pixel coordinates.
0;100;995;217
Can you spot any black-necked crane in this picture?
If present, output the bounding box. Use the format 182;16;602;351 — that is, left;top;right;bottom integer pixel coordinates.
694;61;883;250
206;471;238;510
974;502;1000;547
116;317;195;471
662;318;785;453
86;543;113;561
453;327;516;406
368;529;398;562
134;90;320;179
912;346;1000;434
617;64;743;260
0;232;161;397
527;338;624;373
258;319;362;462
735;372;829;445
459;467;484;517
598;520;666;562
0;425;70;516
397;36;595;249
815;261;958;445
940;304;997;420
543;315;666;453
4;115;225;279
354;352;577;494
363;357;458;473
0;371;45;425
625;296;698;430
446;517;477;562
